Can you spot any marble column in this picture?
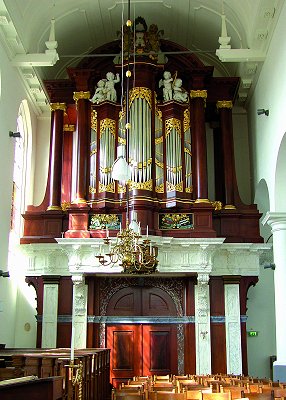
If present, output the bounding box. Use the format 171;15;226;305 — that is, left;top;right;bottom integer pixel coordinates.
47;102;66;211
263;212;286;381
224;282;242;374
195;273;211;374
41;276;59;348
71;275;88;351
190;90;209;203
216;100;236;209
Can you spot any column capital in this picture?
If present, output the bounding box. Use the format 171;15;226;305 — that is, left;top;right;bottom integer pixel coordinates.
50;102;66;112
72;274;85;285
262;212;286;231
73;91;90;102
190;89;207;99
197;273;210;285
216;100;233;109
63;124;75;132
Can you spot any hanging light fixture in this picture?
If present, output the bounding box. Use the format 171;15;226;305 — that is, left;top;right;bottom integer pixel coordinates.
96;0;158;274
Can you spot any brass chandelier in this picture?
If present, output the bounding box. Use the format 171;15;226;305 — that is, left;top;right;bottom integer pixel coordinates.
95;0;158;274
96;221;158;274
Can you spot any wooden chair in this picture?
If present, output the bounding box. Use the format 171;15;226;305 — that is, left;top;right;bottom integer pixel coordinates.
149;391;187;400
220;386;245;399
150;385;177;392
120;383;144;391
112;388;145;400
261;387;286;399
240;393;273;400
184;389;204;400
154;375;172;382
202;391;232;400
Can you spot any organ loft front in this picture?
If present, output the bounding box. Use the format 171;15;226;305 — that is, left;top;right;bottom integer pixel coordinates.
20;17;269;382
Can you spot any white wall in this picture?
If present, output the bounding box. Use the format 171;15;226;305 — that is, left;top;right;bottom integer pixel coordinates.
0;42;38;347
246;1;286;379
249;2;286;210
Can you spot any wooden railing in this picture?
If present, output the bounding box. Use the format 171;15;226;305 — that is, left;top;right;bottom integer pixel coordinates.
0;348;110;400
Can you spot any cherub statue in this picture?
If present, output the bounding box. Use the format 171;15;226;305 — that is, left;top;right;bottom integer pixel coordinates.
90;79;106;104
105;72;120;102
159;71;173;101
173;78;188;103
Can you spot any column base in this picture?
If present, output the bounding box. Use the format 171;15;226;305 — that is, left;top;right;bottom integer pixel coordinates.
65;230;90;238
224;204;236;210
273;361;286;382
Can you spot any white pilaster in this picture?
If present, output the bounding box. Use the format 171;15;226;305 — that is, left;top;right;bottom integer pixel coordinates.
42;280;59;348
224;283;242;374
195;273;211;374
263;212;286;380
72;274;88;350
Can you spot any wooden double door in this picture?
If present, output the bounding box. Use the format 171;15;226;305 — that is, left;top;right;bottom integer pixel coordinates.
105;285;178;386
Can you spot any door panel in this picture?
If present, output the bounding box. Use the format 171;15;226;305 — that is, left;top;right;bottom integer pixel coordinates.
107;325;142;387
142;287;177;316
107;324;178;385
143;325;177;376
106;285;179;385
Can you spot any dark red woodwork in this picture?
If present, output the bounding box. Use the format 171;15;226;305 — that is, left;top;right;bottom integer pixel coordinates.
184;278;196;374
21;38;263;243
239;276;259;376
190;95;208;200
218;106;236;207
61;129;73;204
107;324;177;386
57;277;73;348
48;107;65;210
210;277;227;374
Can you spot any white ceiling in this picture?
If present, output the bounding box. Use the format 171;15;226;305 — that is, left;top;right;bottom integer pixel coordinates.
0;0;283;115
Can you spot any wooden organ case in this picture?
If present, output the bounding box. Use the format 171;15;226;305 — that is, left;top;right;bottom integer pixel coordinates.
21;19;264;380
21;36;262;244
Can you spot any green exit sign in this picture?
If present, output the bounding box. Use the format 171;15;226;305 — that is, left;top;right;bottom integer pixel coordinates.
248;331;259;337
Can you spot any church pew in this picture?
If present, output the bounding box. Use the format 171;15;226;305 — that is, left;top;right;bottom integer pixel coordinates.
0;375;63;400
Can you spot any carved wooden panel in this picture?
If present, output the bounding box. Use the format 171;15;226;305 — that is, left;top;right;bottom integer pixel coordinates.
107;324;178;384
143;325;177;375
107;325;142;386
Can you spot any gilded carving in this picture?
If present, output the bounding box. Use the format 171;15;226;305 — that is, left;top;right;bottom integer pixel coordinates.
185;186;193;193
100;118;116;138
184;147;192;156
135;158;152;169
166;165;182;173
155;158;164;169
166;181;183;192
89;186;97;194
190;90;207;99
129;179;153;191
99;182;115;193
61;201;71;211
217;100;233;109
155;183;165;193
117;184;126;193
129;87;152;109
156;107;162;121
50;102;66;112
91;110;97;131
155;136;164;145
211;200;223;210
63;124;75;132
183;109;191;132
118;137;126;145
100;166;112;173
73;91;90;102
165;118;181;137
